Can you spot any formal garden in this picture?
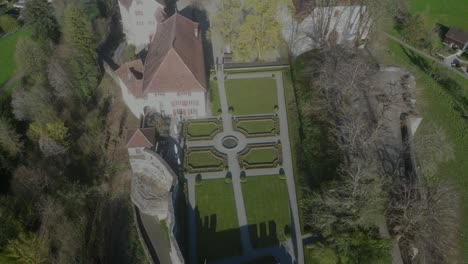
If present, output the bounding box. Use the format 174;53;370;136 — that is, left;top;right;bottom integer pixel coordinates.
225;77;278;115
183;118;222;141
196;179;242;262
238;143;283;169
233;115;280;137
184;147;227;174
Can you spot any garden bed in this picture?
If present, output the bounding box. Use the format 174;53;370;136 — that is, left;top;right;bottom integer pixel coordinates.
183;118;222;141
184;147;227;173
233;115;280;137
238;143;282;169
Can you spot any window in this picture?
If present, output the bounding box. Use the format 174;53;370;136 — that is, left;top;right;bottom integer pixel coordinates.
157;92;165;96
135;10;143;16
136;148;142;154
136;0;143;4
136;21;144;26
177;91;191;96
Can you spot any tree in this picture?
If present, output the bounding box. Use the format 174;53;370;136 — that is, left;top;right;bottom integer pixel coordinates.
15;37;48;78
402;13;431;49
23;0;60;42
63;5;98;98
28;121;69;156
0;117;23;157
234;0;282;62
4;232;47;264
0;15;19;32
210;0;242;53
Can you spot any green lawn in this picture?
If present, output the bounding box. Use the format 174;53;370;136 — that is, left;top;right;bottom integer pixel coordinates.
187;150;224;169
225;77;278;115
186;121;220;139
210;80;222;115
304;244;339;264
236;118;278;136
242;146;279;166
242;175;290;248
0;28;31;87
384;40;468;262
196;179;241;262
407;0;468;30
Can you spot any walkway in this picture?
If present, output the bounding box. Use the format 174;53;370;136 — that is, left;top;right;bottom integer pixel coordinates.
384;32;468;79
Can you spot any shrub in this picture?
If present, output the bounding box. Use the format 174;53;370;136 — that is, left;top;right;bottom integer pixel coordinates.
240;173;247;183
0;15;19;33
195;174;202;186
228;106;234;114
224;174;232;184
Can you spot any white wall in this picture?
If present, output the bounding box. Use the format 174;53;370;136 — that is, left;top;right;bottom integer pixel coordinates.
118;0;163;52
118;79;207;118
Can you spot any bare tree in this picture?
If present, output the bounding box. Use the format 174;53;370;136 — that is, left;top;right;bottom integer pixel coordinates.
0;117;23;157
388;179;461;263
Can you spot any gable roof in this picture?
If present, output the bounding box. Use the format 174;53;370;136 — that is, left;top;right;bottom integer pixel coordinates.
143;13;207;93
126;128;156;148
445;28;468;44
115;59;145;98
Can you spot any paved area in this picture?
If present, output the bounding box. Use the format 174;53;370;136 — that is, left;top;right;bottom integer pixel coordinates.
184;67;304;263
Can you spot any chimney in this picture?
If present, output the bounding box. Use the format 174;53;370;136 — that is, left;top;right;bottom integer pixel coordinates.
194;27;198;38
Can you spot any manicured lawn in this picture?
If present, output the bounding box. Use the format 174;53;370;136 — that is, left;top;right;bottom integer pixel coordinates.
0;28;31;87
236;118;278;136
225;77;278;115
384;40;468;262
210;80;222;115
242;175;290;248
186;121;220;139
407;0;468;30
243;147;279;165
187;150;224;169
196;179;241;262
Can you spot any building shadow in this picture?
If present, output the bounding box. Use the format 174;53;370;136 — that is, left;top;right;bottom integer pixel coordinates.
248;221;281;249
195;207;243;263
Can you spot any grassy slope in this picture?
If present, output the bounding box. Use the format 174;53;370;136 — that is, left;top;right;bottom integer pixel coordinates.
196;179;241;261
0;28;31;86
385;40;468;261
225;78;278;115
407;0;468;30
242;175;290;248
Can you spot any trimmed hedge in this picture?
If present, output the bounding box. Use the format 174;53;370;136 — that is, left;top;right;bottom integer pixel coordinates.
232;115;280;138
183;118;223;141
184;147;228;173
238;143;283;169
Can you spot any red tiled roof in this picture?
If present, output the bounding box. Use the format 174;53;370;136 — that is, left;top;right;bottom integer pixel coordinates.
143;13;207;93
126;128;156;148
115;60;145;98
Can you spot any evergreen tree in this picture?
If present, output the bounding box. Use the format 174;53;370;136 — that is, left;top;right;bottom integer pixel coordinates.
23;0;60;42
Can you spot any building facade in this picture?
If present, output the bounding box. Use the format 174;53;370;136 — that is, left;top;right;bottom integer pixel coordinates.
115;13;208;119
117;0;165;52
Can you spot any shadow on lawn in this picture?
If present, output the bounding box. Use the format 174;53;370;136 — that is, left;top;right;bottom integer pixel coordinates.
195;207;284;263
